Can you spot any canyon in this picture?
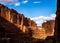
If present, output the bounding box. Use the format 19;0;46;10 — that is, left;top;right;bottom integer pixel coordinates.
0;3;55;43
33;20;55;39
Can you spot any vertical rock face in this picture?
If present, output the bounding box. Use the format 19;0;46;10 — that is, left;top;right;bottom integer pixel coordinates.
0;3;38;42
55;0;60;42
33;20;55;39
0;3;38;33
42;20;55;36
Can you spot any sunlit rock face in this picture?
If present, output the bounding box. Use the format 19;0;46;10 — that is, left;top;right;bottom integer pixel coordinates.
54;0;60;42
42;20;55;36
32;20;55;39
0;3;57;42
0;3;38;42
0;3;38;33
32;28;47;39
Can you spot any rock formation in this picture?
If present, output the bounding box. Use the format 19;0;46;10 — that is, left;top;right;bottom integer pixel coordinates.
32;28;47;39
0;3;57;43
32;20;55;40
54;0;60;43
42;20;55;36
0;3;38;32
0;3;38;43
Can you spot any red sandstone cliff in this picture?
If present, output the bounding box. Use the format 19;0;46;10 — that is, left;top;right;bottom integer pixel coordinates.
0;3;38;43
0;3;38;33
32;28;47;39
32;20;55;39
42;20;55;36
0;3;56;43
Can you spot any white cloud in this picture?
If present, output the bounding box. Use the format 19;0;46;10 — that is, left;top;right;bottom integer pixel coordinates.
0;0;20;6
14;2;20;6
22;0;28;4
31;14;56;26
33;1;41;4
7;0;14;2
0;0;15;3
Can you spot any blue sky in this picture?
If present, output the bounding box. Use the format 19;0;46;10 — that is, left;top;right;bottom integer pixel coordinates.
0;0;57;26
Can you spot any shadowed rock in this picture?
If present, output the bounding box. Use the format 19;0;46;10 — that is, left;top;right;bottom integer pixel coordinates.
54;0;60;43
